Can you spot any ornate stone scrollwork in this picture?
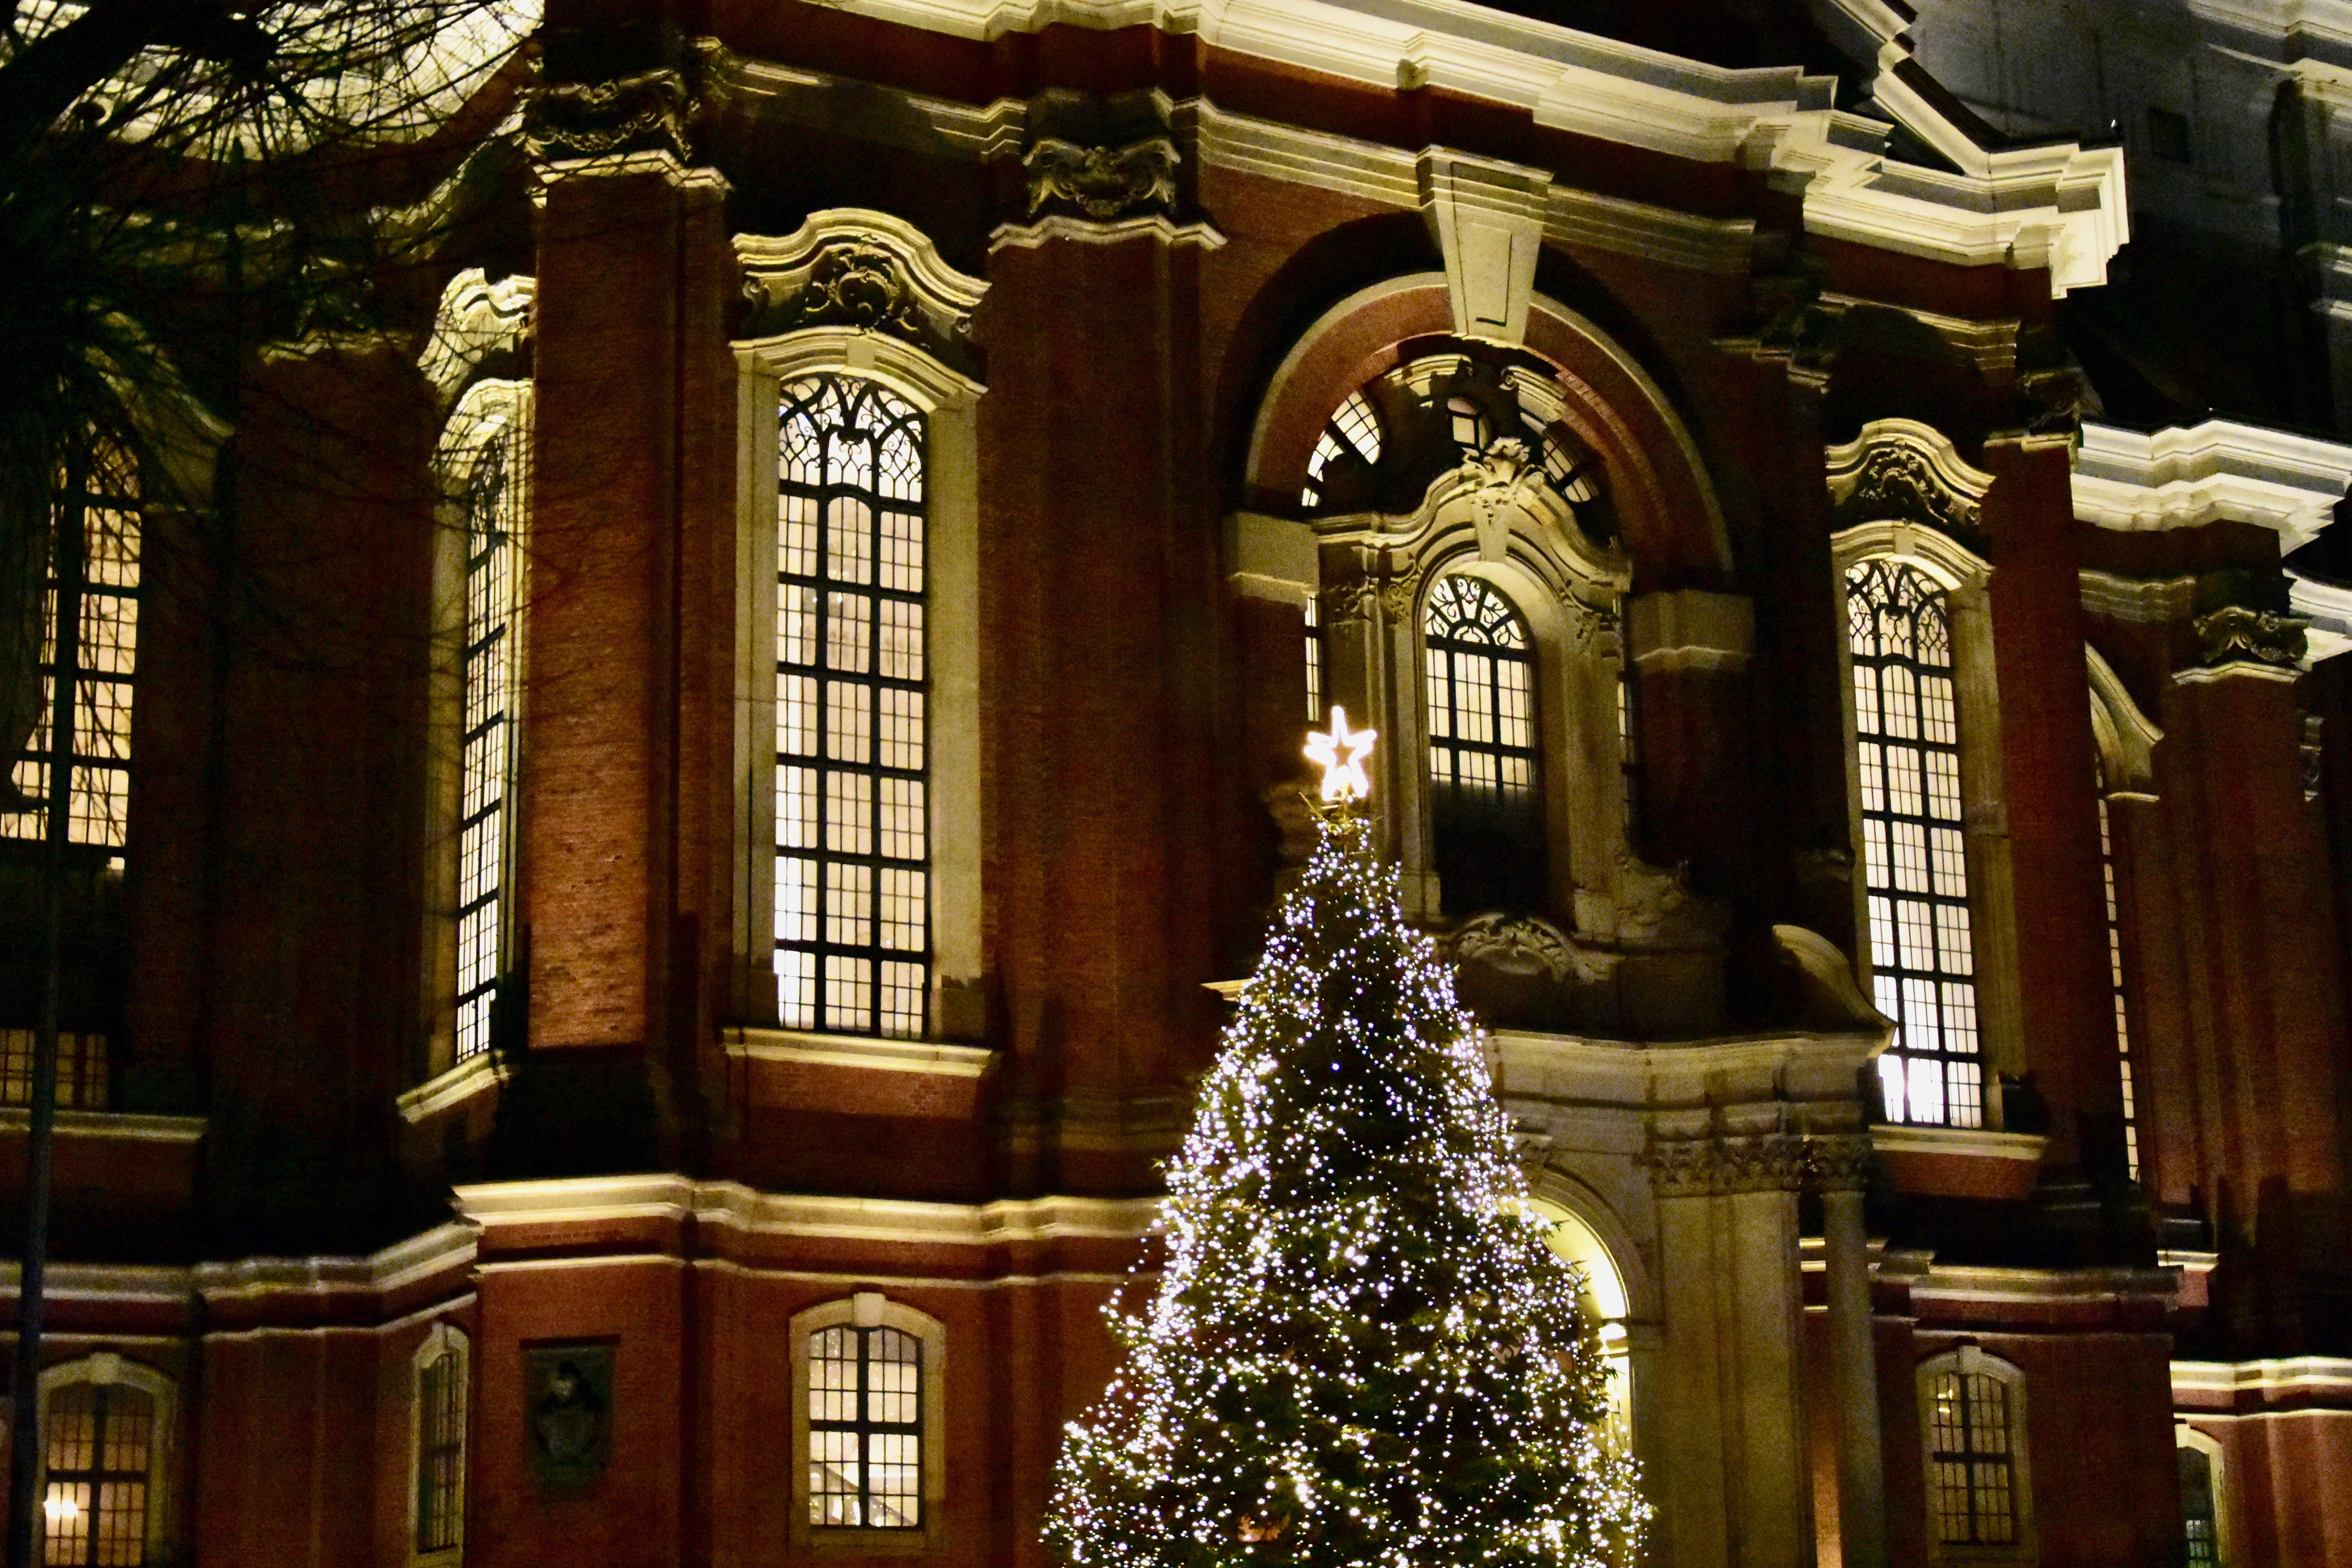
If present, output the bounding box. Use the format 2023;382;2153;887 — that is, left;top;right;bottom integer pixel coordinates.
1317;571;1418;628
736;211;989;380
1024;137;1180;220
419;269;535;411
1641;1133;1872;1197
1825;418;1994;535
2193;604;2308;672
525;67;696;162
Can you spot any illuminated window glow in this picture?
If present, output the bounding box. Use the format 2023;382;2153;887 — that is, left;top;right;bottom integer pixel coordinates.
776;377;929;1038
1848;561;1982;1128
808;1325;923;1529
1926;1369;2017;1547
2095;769;2140;1180
455;444;519;1064
43;1380;154;1567
3;444;139;854
416;1337;467;1554
1302;391;1381;509
1424;575;1543;914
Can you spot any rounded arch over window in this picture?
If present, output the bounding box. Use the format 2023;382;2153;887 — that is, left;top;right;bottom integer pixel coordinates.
1244;274;1729;582
37;1352;177;1568
1525;1196;1632;1444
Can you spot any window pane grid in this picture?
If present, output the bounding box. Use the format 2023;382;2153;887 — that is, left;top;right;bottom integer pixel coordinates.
808;1324;923;1530
44;1382;153;1568
454;443;520;1064
3;454;139;854
0;1028;110;1110
1850;562;1982;1128
1927;1371;2017;1547
416;1349;465;1552
777;378;930;1039
1424;575;1544;915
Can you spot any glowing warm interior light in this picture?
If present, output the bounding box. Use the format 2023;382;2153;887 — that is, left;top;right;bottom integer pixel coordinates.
1304;706;1378;802
43;1498;77;1522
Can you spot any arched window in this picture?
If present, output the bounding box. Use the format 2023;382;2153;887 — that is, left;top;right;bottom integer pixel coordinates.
2176;1424;2228;1567
776;377;930;1039
412;1324;469;1560
454;435;520;1065
2095;766;2139;1179
1848;561;1982;1128
1530;1199;1633;1448
38;1355;174;1568
1;441;139;1110
1916;1346;2030;1559
1424;575;1544;916
789;1294;945;1548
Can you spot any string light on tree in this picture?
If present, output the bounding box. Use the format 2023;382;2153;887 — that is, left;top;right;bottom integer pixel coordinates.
1044;726;1646;1568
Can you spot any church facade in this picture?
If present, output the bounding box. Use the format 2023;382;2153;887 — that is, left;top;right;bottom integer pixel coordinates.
6;0;2352;1565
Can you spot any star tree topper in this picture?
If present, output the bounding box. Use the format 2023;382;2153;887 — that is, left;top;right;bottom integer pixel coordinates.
1304;705;1377;802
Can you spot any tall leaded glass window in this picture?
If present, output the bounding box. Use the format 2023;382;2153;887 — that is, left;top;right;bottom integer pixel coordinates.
1925;1368;2017;1548
455;444;519;1064
2096;768;2140;1180
2179;1446;2219;1567
807;1325;922;1529
3;444;139;856
1848;560;1982;1129
1424;574;1543;916
776;377;928;1039
42;1380;154;1567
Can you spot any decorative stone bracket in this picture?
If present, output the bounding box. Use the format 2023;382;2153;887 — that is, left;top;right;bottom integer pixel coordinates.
1826;417;1993;535
736;211;988;381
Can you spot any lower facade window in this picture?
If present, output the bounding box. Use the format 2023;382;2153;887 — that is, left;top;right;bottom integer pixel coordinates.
1917;1346;2029;1559
39;1357;171;1568
413;1325;468;1558
790;1294;944;1548
809;1325;922;1528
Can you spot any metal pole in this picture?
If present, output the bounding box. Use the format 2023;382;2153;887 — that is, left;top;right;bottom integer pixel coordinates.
10;458;85;1568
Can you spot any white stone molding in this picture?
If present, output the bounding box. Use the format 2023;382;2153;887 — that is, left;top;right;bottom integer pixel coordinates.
1831;508;2028;1088
1628;589;1754;674
39;1355;179;1565
1418;148;1548;344
194;1223;478;1301
397;1050;507;1125
737;211;990;379
2080;570;2197;625
1224;512;1318;605
407;1322;470;1567
535;148;731;195
730;317;987;1039
788;1295;948;1552
2073;419;2352;554
2290;568;2352;662
2087;646;2164;800
988;213;1227;251
1825;418;1996;538
0;1108;204;1143
2172;1355;2352;1404
722;1028;996;1078
1868;1123;2046;1166
418;267;535;410
1913;1343;2036;1565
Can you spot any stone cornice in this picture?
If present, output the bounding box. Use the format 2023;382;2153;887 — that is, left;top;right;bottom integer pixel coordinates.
2073;419;2352;552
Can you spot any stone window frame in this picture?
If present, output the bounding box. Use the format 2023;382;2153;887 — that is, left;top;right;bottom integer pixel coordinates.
37;1351;177;1568
421;378;533;1086
732;327;983;1042
1829;514;2027;1129
1313;440;1640;930
2174;1421;2231;1568
787;1292;948;1554
409;1321;470;1567
1913;1343;2035;1564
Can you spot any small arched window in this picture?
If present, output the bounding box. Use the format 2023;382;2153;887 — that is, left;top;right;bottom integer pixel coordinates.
413;1324;469;1560
2176;1424;2228;1567
1424;575;1544;916
776;376;930;1039
790;1293;945;1548
1848;560;1982;1128
1916;1346;2030;1558
38;1355;174;1568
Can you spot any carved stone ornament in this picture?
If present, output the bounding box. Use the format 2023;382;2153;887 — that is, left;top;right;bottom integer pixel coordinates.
1318;572;1418;628
524;66;694;162
1024;136;1179;220
1643;1133;1867;1197
736;211;988;379
2193;604;2308;671
1825;418;1994;536
419;268;535;411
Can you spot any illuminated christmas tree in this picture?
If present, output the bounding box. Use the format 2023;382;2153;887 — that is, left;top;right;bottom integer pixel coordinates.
1045;711;1646;1568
